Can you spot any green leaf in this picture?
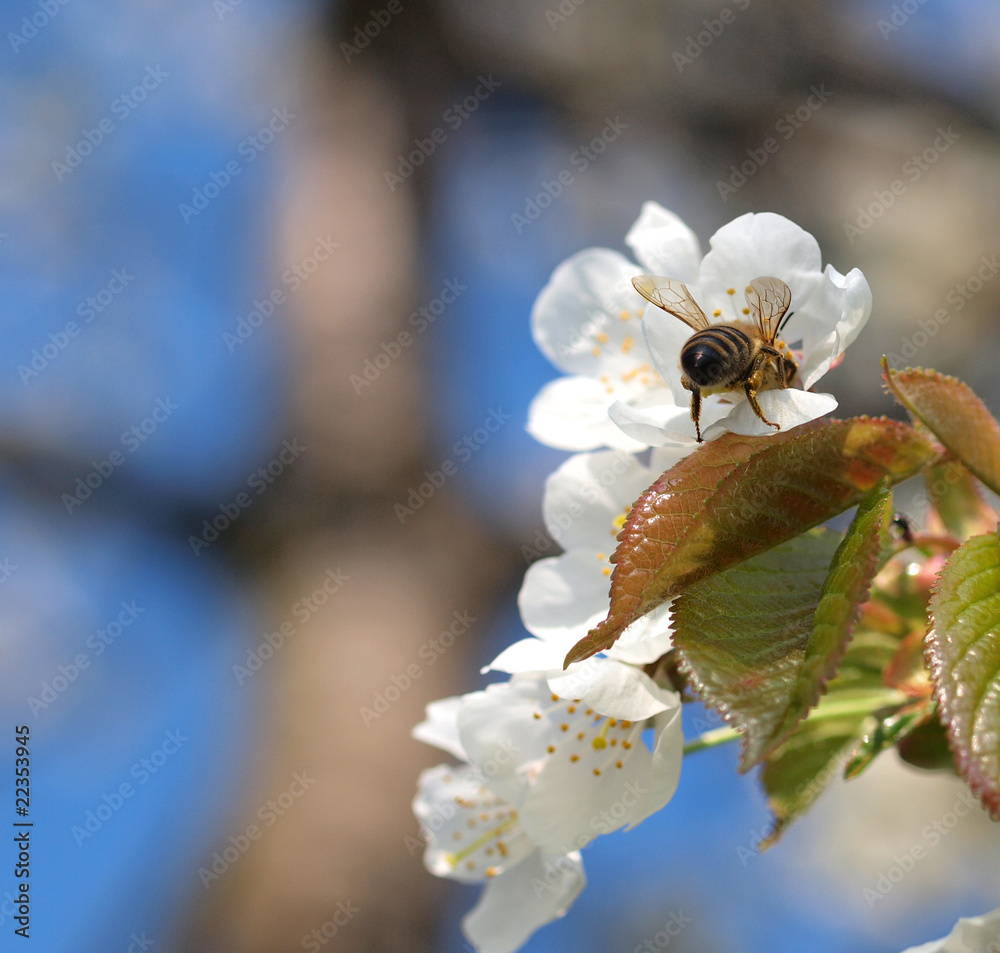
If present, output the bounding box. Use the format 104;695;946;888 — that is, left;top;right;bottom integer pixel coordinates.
566;417;937;665
883;360;1000;496
923;461;996;540
672;479;892;772
760;631;906;845
760;687;897;848
927;531;1000;818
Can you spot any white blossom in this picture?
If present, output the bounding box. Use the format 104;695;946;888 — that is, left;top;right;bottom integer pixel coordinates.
898;908;1000;953
526;202;871;450
611;205;872;445
492;447;684;718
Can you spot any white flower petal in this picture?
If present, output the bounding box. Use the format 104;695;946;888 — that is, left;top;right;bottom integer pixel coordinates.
548;658;680;721
527;376;646;451
518;551;611;641
463;849;585;953
702;388;838;440
697;212;825;321
648;445;691;474
609;394;725;448
628;703;686;830
519;700;684;853
531;248;651;379
899;908;1000;953
796;265;873;390
412;697;468;761
541;450;654;551
413;765;533;883
607;603;675;665
456;676;564;806
486;636;568;675
625;202;702;281
641;308;693;405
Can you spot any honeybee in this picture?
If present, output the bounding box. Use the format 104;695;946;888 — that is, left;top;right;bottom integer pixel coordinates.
632;274;797;442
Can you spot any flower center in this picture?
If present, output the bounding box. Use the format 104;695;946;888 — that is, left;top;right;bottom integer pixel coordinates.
534;693;645;777
442;780;525;878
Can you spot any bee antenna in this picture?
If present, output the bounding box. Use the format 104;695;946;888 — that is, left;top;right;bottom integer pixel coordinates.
777;309;795;334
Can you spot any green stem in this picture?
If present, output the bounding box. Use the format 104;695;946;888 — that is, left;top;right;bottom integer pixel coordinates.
682;688;905;756
683;726;740;754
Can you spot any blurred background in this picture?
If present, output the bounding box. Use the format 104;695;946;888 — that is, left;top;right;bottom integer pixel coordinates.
3;1;1000;951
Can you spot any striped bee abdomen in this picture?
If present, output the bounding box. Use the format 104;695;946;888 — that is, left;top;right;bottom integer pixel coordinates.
680;326;753;388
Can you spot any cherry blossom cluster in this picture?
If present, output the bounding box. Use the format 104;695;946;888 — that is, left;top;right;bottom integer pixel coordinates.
411;203;875;952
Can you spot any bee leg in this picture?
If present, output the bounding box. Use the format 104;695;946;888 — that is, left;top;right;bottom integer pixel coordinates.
761;345;788;388
762;344;797;387
744;353;780;431
690;387;703;443
744;383;780;431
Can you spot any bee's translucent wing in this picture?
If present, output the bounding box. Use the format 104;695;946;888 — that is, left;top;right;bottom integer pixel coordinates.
745;277;791;343
631;275;710;331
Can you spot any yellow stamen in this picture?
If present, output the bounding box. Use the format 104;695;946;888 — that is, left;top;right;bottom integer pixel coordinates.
449;816;520;866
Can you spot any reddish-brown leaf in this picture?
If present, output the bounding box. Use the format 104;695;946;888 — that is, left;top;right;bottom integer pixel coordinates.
565;417;938;665
883;360;1000;497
